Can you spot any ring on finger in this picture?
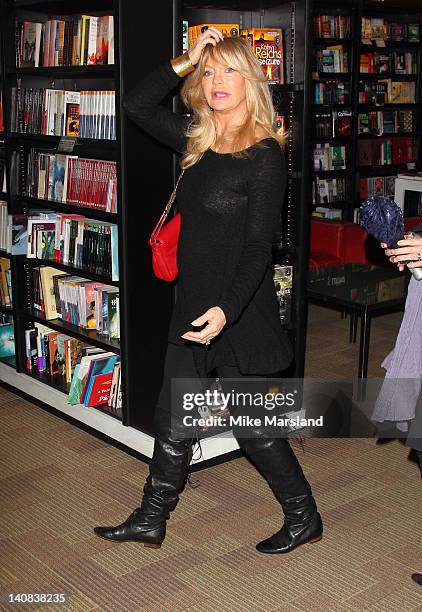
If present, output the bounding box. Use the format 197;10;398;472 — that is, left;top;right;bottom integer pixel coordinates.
417;253;422;261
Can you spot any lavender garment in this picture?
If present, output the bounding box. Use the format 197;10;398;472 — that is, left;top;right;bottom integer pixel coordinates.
372;275;422;432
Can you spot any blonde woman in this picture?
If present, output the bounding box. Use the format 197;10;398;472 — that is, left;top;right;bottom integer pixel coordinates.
94;29;322;553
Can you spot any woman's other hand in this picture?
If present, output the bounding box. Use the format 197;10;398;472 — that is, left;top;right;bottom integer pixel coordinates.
181;306;227;344
187;27;224;66
381;233;422;270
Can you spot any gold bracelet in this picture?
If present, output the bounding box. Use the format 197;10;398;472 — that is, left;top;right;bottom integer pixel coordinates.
170;52;195;78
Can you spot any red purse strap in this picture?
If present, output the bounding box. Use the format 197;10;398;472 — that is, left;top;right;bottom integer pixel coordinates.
150;169;185;242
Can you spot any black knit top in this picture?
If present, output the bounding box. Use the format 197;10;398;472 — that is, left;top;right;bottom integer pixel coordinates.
122;59;293;378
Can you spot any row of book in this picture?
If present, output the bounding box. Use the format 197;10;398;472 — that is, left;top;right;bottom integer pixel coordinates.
10;87;116;140
357;136;416;167
314;46;349;73
24;212;119;280
360;51;418;75
185;23;284;83
359;175;396;200
0;320;15;359
25;322;121;415
361;18;420;44
0;257;12;308
313;15;351;39
358;110;413;135
312;207;342;220
16;15;114;68
313;110;352;138
312;81;350;105
31;265;119;339
313;145;346;172
26;149;117;212
312;176;347;205
358;80;416;105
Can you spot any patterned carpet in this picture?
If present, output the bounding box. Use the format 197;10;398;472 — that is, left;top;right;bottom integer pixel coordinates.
0;305;421;611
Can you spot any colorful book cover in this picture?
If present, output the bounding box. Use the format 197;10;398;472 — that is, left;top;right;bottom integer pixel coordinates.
86;372;113;406
0;323;15;358
81;354;119;405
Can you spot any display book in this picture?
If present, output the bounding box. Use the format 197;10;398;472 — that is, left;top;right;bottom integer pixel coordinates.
2;11;122;418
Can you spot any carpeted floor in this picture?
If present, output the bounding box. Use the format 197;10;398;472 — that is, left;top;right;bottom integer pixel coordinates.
0;305;421;611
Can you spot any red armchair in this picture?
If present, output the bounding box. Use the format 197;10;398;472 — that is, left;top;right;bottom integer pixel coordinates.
309;217;422;270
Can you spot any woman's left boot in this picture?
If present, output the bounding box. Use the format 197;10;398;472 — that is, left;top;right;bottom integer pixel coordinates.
237;435;322;554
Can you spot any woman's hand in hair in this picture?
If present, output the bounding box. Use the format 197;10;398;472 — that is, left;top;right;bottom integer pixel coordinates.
181;306;227;344
187;27;224;66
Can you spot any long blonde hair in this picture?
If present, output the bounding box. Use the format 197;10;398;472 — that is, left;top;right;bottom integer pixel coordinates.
179;36;285;169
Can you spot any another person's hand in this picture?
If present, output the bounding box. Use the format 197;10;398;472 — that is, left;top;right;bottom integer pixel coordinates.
187;27;224;66
381;233;422;271
181;306;226;344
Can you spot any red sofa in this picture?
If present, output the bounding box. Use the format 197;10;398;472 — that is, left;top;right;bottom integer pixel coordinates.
309;217;422;270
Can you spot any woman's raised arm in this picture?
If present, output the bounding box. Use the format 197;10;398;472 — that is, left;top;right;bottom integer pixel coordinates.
122;59;190;154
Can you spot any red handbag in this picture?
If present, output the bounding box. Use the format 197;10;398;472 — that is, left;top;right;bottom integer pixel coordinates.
148;169;185;281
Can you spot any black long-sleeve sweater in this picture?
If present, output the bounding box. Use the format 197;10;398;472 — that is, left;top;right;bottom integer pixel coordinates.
122;59;293;378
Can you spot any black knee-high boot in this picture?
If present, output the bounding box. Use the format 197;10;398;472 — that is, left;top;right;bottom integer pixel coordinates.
93;434;192;547
237;435;323;554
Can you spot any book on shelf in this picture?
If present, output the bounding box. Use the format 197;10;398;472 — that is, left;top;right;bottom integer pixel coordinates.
360;51;418;75
25;212;118;280
0;257;12;307
26;149;117;212
313;144;346;172
182;21;189;52
273;114;286;137
0;322;15;358
30;265;120;339
359;175;396;200
241;29;284;84
10;87;116;140
314;45;349;73
16;15;114;67
357;136;416;167
362;18;420;45
358;79;416;105
188;23;239;47
312;176;347;205
313;14;351;39
312;207;343;220
25;322;121;415
358;110;413;135
273;265;292;326
312;80;350;105
313;109;352;137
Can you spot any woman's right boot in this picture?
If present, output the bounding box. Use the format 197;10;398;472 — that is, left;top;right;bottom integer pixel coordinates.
93;435;192;547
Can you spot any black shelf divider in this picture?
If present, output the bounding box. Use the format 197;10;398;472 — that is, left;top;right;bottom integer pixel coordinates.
25;257;119;286
11;65;115;77
23;308;121;353
13;196;117;222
